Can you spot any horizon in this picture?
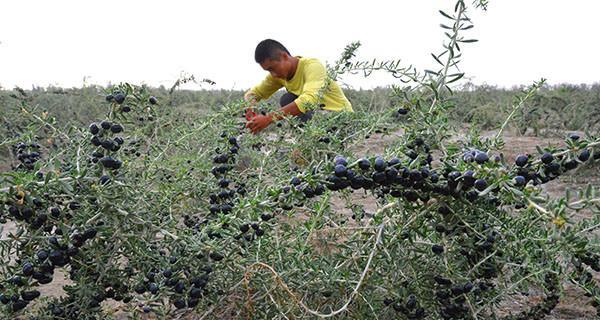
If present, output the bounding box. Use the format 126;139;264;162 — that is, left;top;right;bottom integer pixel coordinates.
2;81;600;92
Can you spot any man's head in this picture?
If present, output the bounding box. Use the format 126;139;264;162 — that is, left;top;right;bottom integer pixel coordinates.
255;39;295;80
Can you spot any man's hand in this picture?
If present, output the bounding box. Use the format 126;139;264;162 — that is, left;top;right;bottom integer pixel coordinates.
243;91;259;120
244;108;257;120
246;114;273;134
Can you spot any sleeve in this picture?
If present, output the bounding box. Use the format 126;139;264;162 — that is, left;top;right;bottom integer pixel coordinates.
246;74;283;101
294;61;328;113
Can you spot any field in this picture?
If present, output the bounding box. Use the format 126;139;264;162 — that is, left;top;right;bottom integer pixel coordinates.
1;83;598;319
1;2;599;319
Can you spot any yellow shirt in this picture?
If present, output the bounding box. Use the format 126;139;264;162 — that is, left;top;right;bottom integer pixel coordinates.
247;57;353;113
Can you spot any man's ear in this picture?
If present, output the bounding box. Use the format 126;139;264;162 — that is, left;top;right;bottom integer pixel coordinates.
279;50;289;61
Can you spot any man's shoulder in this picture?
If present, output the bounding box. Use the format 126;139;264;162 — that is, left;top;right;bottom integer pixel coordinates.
299;57;326;72
300;57;323;65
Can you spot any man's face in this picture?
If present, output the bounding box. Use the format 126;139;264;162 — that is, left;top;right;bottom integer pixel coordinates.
259;51;290;80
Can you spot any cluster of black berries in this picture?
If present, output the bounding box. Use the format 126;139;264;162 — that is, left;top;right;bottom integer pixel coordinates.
512;147;595;188
503;273;560;320
291;140;598;211
105;92;132;110
205;133;279;242
132;254;213;311
431;276;476;319
207;135;244;217
89;120;124;182
43;281;130;319
123;138;143;158
5;193;48;229
431;216;504;315
290;174;326;199
1;191;97;314
105;92;127;105
12;142;42;171
576;251;600;272
105;91;157;117
573;251;600;317
317;126;337;143
276;168;326;213
284;137;493;210
0;225;96;313
186;133;257;241
384;294;426;319
237;218;269;242
407;136;435;164
288;152;441;206
57;240;151;312
69;228;98;248
209;134;239;179
0;288;41;312
44;299;83;318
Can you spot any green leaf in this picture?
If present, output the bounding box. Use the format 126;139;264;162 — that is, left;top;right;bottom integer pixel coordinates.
439;10;454;20
78;168;88;179
459;39;479;43
44;171;53;185
535;146;544;155
510;187;524;197
440;24;453;30
447;73;464;84
454;41;461;52
431;53;444;66
444;84;454;95
585;184;593;199
448;45;455;59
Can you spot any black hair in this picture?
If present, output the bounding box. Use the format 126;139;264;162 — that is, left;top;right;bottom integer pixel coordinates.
255;39;291;63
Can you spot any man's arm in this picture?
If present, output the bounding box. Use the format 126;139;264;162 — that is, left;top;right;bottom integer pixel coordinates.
246;74;283;106
244;91;259;106
246;101;302;134
269;101;303;120
244;75;282;118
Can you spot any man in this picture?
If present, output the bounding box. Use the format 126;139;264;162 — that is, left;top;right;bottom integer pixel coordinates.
244;39;353;134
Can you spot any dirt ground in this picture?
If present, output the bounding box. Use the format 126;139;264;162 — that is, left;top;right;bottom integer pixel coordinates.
1;128;598;319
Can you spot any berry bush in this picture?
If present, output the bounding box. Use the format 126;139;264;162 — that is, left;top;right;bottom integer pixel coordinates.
1;1;599;319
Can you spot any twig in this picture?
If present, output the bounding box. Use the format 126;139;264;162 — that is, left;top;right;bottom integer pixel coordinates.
243;219;387;318
473;269;549;316
495;81;543;140
0;177;77;193
527;198;552;218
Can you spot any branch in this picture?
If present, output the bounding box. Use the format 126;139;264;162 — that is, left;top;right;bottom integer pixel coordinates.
242;203;399;318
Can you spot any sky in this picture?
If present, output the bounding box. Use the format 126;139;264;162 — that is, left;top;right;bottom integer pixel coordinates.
0;0;598;91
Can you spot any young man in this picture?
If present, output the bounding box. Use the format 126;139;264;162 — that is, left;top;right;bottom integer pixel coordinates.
244;39;353;134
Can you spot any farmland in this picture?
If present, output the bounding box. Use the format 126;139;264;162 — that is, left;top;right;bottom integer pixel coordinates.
1;1;599;319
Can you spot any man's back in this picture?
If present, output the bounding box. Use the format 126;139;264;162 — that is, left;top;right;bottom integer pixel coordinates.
250;56;353;113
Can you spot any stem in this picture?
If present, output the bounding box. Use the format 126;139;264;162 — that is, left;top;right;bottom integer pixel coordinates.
243;220;387;318
495;82;542;140
428;0;466;114
474;268;550;316
527;198;552;218
0;177;78;193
